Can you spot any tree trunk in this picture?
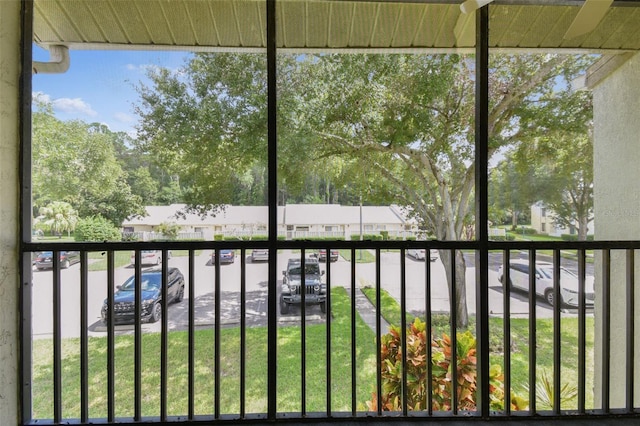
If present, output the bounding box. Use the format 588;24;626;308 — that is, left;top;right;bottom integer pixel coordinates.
578;215;589;241
511;209;518;230
438;249;469;329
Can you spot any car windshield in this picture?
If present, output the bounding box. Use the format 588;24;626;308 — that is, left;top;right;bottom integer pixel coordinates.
288;264;320;275
119;273;162;291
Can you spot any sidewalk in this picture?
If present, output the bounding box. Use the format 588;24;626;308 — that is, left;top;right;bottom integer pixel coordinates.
349;286;392;335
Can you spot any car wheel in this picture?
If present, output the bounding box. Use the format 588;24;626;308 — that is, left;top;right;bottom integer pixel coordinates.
280;298;290;315
320;301;327;313
175;285;185;303
62;259;70;269
544;289;560;307
150;302;162;323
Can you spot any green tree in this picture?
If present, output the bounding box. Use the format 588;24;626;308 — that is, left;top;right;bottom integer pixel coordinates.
74;216;121;242
36;201;78;237
32;101;145;225
514;132;593;240
134;53;594;327
489;155;547;229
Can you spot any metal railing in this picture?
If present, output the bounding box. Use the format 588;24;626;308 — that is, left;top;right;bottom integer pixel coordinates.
20;239;640;424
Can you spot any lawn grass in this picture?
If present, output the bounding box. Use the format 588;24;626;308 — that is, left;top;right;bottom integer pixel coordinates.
171;250;203;257
339;249;376;263
87;251;131;271
31;287;377;419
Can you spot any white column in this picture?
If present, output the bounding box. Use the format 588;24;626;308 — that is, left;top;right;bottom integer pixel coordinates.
591;52;640;408
0;0;23;424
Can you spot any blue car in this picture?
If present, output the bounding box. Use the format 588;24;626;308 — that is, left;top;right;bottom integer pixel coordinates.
101;267;185;324
211;249;235;264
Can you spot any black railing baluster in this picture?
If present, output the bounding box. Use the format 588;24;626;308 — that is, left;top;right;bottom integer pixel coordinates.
528;249;537;414
375;248;382;416
80;251;89;422
240;248;247;418
53;250;61;423
134;250;142;421
107;250;115;422
450;249;458;415
188;249;195;420
503;249;511;415
425;249;433;416
578;249;586;414
301;251;307;416
400;249;408;415
602;248;611;413
325;247;332;416
161;249;169;421
350;248;357;416
553;250;561;414
214;248;221;419
627;249;635;413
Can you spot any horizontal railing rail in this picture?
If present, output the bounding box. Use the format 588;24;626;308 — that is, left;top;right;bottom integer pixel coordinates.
20;239;640;425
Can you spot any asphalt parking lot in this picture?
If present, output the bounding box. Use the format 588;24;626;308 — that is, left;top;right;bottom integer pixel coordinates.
29;250;592;339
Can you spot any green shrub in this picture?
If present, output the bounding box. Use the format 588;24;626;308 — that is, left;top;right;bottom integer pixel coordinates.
291;236;346;241
561;234;594;241
214;234;224;241
357;234;383;241
74;216;121;242
366;318;527;412
380;231;389;240
155;222;180;239
491;234;516;241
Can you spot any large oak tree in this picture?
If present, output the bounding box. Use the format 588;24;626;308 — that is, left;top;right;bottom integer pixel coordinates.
135;52;594;327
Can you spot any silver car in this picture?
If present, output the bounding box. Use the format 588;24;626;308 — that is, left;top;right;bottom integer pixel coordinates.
406;249;439;262
498;260;595;307
251;248;269;262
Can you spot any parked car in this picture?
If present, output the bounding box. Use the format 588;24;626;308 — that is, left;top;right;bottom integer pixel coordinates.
101;267;185;324
281;258;326;314
317;249;339;262
34;251;80;270
250;248;269;262
498;259;595;307
406;249;439;262
130;250;171;266
211;249;235;264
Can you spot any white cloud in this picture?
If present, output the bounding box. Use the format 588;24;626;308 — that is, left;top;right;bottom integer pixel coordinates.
114;111;135;124
52;97;98;117
33;91;51;103
33;92;98;117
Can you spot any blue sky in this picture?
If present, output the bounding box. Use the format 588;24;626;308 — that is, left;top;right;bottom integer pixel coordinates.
33;46;191;135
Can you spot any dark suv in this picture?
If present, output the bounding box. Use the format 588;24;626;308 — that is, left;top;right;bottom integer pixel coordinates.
101;267;185;324
281;258;326;314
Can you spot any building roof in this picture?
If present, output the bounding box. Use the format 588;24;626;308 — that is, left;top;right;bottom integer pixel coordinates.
123;204;274;227
123;204;412;227
33;0;640;53
283;204;408;225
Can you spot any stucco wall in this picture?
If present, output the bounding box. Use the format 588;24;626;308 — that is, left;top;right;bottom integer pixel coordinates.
0;0;22;424
592;52;640;408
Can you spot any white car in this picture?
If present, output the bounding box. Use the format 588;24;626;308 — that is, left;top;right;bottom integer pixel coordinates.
130;250;171;266
406;249;439;262
498;259;595;307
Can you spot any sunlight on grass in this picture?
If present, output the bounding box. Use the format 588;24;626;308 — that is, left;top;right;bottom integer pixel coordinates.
31;287;377;419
